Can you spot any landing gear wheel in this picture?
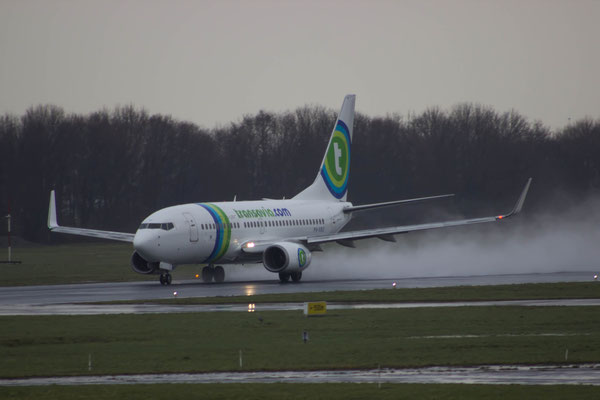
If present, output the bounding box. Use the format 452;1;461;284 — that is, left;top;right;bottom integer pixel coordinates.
159;273;172;285
291;271;302;283
202;266;214;283
214;266;225;283
278;272;290;283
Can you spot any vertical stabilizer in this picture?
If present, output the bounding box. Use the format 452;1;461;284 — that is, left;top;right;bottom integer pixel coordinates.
294;94;355;201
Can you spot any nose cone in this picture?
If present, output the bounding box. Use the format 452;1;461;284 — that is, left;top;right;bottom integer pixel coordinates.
133;230;160;262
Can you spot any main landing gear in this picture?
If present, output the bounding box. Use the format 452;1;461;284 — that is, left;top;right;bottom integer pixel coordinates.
159;272;172;285
279;271;302;283
201;265;225;283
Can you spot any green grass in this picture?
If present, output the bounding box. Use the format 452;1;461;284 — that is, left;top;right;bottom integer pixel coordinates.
121;282;600;305
0;242;204;286
0;243;144;286
1;306;599;378
1;383;599;400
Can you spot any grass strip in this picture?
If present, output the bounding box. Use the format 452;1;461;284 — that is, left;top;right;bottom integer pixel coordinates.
0;243;151;286
103;282;600;305
1;306;599;378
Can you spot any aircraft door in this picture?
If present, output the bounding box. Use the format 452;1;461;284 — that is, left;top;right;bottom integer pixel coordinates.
183;212;199;242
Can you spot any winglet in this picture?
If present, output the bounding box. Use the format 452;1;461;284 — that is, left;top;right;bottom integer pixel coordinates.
48;190;59;229
497;178;532;220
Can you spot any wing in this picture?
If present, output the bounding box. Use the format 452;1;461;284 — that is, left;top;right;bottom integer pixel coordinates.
308;178;532;247
48;191;135;243
343;193;454;213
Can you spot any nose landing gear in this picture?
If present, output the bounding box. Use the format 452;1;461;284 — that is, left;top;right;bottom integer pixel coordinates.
159;272;172;285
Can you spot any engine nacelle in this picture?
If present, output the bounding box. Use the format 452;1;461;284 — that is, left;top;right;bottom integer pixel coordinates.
262;242;312;273
130;251;160;275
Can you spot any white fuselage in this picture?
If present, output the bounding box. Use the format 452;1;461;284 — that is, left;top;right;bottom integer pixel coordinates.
133;199;352;266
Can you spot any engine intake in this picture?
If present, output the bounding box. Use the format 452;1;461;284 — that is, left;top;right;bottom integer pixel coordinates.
263;242;312;273
130;251;160;275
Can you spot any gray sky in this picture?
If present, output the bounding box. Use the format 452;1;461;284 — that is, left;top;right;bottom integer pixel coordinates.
1;0;598;130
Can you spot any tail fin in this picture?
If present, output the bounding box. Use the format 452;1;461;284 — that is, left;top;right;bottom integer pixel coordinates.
294;94;355;201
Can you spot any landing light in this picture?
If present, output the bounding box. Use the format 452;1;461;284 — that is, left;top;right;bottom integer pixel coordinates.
594;274;598;281
246;242;255;248
248;303;256;312
392;282;397;288
173;291;178;297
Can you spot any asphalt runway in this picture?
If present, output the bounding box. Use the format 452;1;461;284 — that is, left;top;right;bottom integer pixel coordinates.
2;298;600;316
0;271;596;306
2;364;599;386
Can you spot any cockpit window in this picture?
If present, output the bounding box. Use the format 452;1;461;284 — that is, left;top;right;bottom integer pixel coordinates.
138;222;174;231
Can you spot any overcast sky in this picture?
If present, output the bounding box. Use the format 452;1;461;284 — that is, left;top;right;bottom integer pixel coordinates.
1;0;598;130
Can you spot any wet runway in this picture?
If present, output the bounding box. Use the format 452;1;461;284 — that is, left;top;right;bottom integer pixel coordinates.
2;364;599;386
0;271;596;306
2;298;600;316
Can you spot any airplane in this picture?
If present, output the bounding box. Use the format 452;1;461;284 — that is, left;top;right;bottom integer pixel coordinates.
48;94;532;285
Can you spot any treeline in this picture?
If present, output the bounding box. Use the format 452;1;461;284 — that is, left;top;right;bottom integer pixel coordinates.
1;103;599;242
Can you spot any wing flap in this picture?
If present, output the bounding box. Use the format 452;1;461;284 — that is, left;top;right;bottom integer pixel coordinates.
307;216;498;245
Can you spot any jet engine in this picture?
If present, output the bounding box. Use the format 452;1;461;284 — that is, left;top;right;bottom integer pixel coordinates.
130;251;160;274
262;242;312;273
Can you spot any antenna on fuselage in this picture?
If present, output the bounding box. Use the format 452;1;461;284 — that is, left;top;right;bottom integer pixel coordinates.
233;195;237;202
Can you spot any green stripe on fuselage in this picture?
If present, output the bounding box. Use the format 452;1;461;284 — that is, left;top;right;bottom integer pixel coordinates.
208;203;231;261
